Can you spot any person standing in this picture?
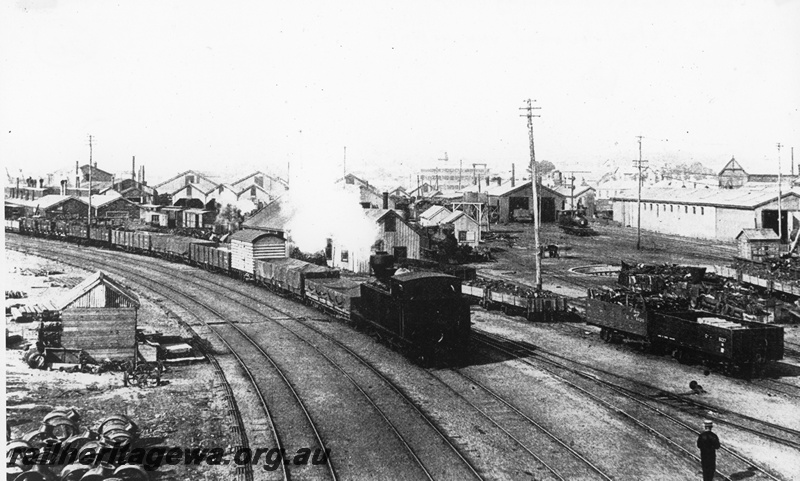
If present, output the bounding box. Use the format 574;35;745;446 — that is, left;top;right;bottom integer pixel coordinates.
697;420;721;481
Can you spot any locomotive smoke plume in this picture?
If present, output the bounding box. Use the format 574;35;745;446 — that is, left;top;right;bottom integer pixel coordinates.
282;162;379;259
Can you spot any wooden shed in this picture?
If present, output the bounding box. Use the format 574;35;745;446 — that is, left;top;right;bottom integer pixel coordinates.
487;182;565;224
51;271;140;362
328;209;421;274
230;228;288;274
736;229;781;262
419;205;452;227
440;210;480;247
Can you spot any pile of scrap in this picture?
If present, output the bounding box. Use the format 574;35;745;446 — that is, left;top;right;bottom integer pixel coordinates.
7;409;148;480
617;261;780;323
589;286;690;312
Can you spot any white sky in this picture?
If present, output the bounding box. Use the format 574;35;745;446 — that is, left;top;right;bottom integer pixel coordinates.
2;0;799;185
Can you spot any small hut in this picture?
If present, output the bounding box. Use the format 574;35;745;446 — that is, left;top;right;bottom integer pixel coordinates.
51;271;140;362
230;228;288;273
736;229;781;262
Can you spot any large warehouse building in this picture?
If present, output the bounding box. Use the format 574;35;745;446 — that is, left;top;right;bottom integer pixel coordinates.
612;186;800;241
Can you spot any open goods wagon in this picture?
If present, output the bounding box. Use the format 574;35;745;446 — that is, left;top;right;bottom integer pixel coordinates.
304;277;364;319
584;293;784;373
5;219;21;232
190;243;231;273
254;258;339;297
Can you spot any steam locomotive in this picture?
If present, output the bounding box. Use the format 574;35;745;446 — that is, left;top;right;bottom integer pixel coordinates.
557;210;595;236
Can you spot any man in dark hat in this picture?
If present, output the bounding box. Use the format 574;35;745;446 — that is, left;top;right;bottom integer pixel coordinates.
697;420;720;481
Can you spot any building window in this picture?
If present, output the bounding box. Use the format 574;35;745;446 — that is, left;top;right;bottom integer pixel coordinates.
670;205;673;212
151;215;159;225
701;207;704;215
251;186;257;196
341;250;349;262
393;246;407;259
693;206;696;214
384;215;396;232
458;231;467;241
346;177;355;185
186;185;192;196
684;206;688;213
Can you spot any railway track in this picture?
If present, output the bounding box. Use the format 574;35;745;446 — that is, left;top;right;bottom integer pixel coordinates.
474;330;794;481
12;235;667;479
9;240;333;480
8;237;485;480
498;329;800;448
10;233;795;479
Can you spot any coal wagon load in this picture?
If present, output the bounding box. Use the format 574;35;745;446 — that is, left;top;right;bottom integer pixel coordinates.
463;276;569;321
304;276;364;320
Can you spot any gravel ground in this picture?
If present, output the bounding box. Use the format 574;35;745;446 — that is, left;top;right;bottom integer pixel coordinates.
5;250;236;481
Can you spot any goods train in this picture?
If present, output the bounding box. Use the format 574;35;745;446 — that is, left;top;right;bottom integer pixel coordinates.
585;288;784;375
5;219;471;363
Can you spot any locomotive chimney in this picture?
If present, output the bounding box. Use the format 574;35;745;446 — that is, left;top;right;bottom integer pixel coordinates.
383;192;389;209
370;251;397;280
132;156;136;180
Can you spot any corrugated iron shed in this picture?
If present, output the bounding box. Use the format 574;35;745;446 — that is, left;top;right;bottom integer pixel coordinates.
611;186;800;209
51;271;140;311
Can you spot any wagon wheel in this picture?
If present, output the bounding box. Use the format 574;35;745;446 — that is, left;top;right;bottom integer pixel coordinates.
136;362;162;387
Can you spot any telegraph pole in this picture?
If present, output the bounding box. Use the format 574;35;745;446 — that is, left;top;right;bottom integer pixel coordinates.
87;134;94;239
521;99;542;290
632;136;649;250
778;143;783;242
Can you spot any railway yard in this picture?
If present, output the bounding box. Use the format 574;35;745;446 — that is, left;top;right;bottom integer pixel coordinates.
5;223;800;481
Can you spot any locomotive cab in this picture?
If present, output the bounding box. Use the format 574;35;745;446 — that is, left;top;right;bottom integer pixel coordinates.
352;253;471;363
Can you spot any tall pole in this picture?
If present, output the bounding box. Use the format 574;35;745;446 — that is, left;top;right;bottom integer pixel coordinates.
632;136;648;250
521;99;542;290
778;143;783;242
87;134;93;238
